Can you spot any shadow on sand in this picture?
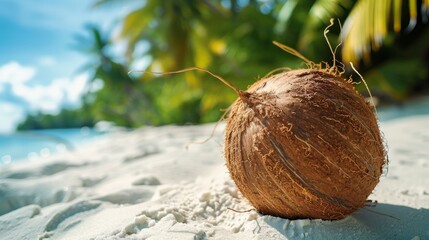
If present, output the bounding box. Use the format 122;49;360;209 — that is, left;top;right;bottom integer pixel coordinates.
264;203;429;240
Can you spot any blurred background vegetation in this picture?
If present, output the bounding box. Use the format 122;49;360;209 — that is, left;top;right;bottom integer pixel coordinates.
18;0;429;130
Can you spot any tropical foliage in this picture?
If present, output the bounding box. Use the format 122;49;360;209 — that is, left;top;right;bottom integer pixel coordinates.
16;107;96;130
75;25;159;127
17;0;429;129
89;0;304;126
342;0;429;63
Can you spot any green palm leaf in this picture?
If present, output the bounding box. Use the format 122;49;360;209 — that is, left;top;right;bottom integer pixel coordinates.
297;0;353;48
341;0;428;64
275;0;352;60
120;2;157;58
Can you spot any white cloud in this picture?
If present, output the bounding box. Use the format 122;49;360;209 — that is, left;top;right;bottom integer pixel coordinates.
0;61;89;115
12;80;65;113
66;74;89;103
11;73;89;113
0;102;25;133
0;61;36;84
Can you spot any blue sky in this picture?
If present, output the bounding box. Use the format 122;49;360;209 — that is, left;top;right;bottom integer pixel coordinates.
0;0;131;132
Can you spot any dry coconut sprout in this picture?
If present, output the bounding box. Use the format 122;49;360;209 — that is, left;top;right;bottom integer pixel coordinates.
136;20;387;220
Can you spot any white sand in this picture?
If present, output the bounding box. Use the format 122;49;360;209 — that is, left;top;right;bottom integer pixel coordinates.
0;116;428;240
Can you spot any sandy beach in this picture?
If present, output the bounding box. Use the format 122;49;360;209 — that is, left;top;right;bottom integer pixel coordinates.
0;115;428;240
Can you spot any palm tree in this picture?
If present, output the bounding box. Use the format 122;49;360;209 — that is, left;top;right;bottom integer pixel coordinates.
75;25;159;127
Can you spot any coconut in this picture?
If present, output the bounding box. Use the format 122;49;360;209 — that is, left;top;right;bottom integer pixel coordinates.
224;68;386;220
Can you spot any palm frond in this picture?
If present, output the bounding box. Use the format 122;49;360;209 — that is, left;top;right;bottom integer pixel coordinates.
120;1;158;58
274;0;300;34
297;0;353;54
308;0;353;21
342;0;429;64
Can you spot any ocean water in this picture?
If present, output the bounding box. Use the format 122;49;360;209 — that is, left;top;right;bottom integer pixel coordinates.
1;98;428;166
0;128;105;165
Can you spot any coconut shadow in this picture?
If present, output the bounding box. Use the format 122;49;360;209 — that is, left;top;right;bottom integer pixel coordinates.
263;203;429;240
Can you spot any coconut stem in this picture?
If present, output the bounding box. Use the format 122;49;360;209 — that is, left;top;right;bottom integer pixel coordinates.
350;62;379;119
238;90;255;107
272;41;312;65
128;66;241;96
324;19;337;71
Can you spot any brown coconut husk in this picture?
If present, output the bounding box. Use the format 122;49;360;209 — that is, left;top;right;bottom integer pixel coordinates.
224;68;386;220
